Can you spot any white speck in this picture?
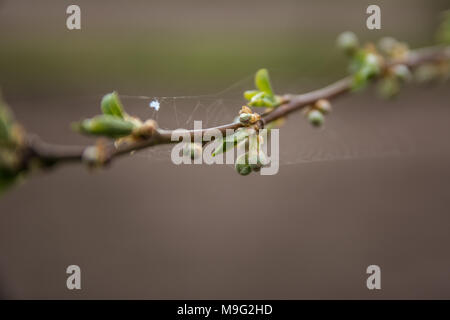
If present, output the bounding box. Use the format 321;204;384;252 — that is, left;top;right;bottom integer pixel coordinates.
149;99;160;111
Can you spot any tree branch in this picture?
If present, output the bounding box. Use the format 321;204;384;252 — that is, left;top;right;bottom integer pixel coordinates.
18;44;450;171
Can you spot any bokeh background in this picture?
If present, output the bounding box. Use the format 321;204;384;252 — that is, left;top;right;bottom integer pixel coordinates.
1;0;450;299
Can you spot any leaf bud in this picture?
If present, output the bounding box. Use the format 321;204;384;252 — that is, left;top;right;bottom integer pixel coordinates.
75;115;135;138
235;153;252;176
336;31;359;55
101;91;124;118
314;99;332;114
307;109;324;127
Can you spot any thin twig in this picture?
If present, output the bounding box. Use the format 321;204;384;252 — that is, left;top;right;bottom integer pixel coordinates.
21;45;450;170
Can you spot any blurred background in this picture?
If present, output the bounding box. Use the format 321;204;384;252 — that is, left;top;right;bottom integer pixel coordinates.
1;0;450;299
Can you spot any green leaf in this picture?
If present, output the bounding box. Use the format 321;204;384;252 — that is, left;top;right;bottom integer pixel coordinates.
101;91;124;118
74;115;136;138
244;90;259;101
255;69;273;96
248;92;277;108
212;129;249;157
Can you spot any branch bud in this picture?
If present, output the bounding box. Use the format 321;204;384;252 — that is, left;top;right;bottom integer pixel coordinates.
101;91;125;118
75;115;136;139
314;99;332;114
132;119;158;139
235;153;252;176
307;109;324;127
336;31;359;55
239;113;252;124
392;64;412;83
248;92;276;108
82;142;108;167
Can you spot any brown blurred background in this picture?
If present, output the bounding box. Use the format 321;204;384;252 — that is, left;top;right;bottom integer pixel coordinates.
1;0;450;299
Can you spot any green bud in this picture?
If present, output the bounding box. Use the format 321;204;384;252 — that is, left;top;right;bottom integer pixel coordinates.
239;113;252;124
248;92;276;108
101;91;124;118
235;153;252;176
336;31;359;55
307;110;324;127
212;128;249;156
352;68;370;90
235;162;252;176
75;115;136;138
255;68;274;96
364;53;381;75
351;53;380;91
392;64;412;83
244;90;259;101
182;142;202;160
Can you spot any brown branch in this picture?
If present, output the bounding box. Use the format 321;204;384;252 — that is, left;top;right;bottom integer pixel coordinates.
20;44;450;171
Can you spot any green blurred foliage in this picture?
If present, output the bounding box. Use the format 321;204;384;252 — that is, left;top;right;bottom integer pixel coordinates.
0;33;343;95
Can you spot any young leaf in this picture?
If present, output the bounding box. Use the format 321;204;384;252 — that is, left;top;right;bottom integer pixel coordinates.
212;129;249;157
101;91;125;118
255;69;274;96
244;90;259;101
248;92;277;108
74;115;136;138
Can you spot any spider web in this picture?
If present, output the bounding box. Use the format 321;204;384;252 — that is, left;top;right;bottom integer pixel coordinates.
112;76;449;167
